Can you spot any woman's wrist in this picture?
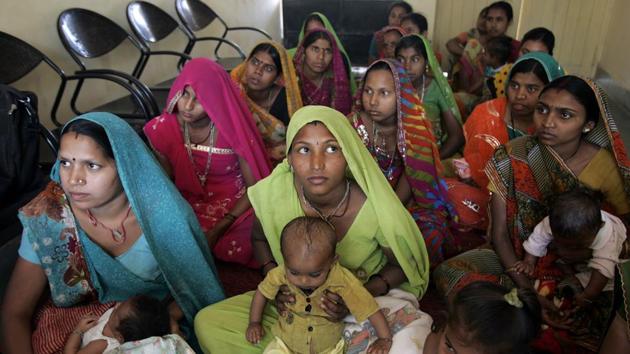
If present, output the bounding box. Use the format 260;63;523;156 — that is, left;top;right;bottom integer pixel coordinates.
223;213;238;224
369;273;391;296
260;259;277;275
71;328;84;337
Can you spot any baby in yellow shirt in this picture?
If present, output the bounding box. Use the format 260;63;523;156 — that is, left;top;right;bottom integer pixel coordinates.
246;216;392;353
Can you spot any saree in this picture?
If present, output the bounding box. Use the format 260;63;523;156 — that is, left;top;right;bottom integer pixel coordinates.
19;112;224;353
412;34;463;148
294;29;352;115
144;58;271;267
435;77;630;351
195;106;432;354
349;58;458;266
287;12;357;94
231;41;303;164
463;52;565;189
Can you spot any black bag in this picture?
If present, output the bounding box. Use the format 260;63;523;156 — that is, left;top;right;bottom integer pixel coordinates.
0;84;48;230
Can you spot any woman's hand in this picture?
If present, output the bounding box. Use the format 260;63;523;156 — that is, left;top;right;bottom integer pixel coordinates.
367;338;393;354
168;301;185;338
320;289;350;322
205;218;233;248
273;285;295;317
538;295;572;330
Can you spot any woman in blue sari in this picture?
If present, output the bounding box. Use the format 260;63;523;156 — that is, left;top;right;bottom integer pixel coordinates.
1;113;224;353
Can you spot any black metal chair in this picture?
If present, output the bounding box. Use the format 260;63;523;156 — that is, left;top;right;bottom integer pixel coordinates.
0;30;154;131
57;8;160;118
175;0;271;71
126;0;193;84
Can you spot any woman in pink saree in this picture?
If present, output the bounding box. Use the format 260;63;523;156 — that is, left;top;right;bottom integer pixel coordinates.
144;58;271;268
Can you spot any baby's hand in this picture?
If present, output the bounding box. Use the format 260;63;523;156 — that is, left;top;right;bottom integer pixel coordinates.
367;337;392;354
75;315;99;333
246;322;265;344
513;261;534;277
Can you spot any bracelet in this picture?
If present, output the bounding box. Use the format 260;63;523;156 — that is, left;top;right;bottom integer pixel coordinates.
71;329;84;337
260;259;277;270
378;337;393;343
369;273;391;296
224;213;238;223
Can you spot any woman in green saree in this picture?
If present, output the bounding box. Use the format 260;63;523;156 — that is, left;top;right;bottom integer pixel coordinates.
194;105;432;353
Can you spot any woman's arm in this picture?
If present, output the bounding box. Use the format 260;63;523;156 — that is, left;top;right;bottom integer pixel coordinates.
251;218;275;275
146;140;173;178
1;258;48;354
205;157;256;246
395;173;413;206
446;37;465;57
363;247;406;296
489;194;532;289
439;110;465;159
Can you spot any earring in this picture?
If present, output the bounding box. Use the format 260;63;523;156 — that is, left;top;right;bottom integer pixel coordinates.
583;128;591;133
289;164;294;173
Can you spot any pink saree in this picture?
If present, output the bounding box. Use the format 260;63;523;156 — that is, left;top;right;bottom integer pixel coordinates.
144;58;271;268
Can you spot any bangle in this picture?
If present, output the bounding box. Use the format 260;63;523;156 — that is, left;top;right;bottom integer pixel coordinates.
261;259;277;270
369;273;391;296
72;329;84;337
378;337;393;343
224;213;237;223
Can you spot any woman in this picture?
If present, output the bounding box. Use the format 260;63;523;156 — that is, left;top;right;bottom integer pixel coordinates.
435;76;630;351
348;59;457;266
462;52;564;189
493;27;556;98
231;41;303;164
370;26;406;63
396;34;464;159
144;58;271;268
368;1;413;63
294;29;352;115
287;12;357;94
1;113;224;353
195;106;433;353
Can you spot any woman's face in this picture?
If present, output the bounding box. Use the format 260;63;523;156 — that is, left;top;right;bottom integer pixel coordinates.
362;69;397;124
396;47;427;83
401;19;421;35
534;89;595;148
58;133;123;211
305;18;325;33
305;38;333;74
506;71;546;117
245;50;279;91
176;86;207;124
518;40;550;57
382;31;402;59
388;6;407;26
486;8;509;37
288;123;347;198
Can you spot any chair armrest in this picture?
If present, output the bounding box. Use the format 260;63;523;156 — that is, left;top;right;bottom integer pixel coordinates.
226;26;272;39
194;36;246;59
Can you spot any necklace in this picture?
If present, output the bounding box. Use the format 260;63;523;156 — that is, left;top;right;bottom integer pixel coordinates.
419;74;426;103
184;121;216;186
190;124;213;145
371;121;397;180
564;140;582;162
301;180;350;230
87;204;132;244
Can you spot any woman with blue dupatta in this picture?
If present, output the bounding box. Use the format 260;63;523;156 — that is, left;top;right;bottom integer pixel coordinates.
1;113;224;353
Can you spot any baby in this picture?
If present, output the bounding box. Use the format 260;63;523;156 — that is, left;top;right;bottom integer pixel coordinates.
514;189;627;306
64;295;170;354
246;216;392;353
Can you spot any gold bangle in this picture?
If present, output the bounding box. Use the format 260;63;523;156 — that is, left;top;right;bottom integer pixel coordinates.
224;213;237;223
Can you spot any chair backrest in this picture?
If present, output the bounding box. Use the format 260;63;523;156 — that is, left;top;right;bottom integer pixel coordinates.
175;0;223;33
0;32;47;84
127;1;182;44
58;8;140;68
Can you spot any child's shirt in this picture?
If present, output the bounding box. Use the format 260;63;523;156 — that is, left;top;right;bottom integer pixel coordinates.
81;306;120;352
523;211;627;282
259;262;380;353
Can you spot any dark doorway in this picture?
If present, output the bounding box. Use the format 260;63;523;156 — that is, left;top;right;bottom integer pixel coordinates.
283;0;396;66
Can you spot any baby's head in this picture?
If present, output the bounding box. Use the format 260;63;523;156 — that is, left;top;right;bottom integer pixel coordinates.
443;282;541;354
280;216;337;294
549;188;603;262
107;295;170;343
483;35;512;69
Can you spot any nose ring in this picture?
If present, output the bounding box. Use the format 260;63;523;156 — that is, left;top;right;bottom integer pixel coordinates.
77;178;86;185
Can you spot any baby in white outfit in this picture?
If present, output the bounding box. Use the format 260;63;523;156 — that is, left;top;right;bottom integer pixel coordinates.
63;295;170;354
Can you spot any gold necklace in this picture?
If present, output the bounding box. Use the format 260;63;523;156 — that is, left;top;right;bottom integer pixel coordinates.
184;121;216;186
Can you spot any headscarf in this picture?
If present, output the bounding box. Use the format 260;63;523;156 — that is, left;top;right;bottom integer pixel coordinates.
48;112;225;323
248;105;430;297
294;29;352;115
288;12;357;94
150;58;271;187
354;59;457;221
412;34;462;123
494;51;565;98
231;41;303;163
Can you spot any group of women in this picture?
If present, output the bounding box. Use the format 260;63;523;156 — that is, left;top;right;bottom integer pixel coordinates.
2;2;630;354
